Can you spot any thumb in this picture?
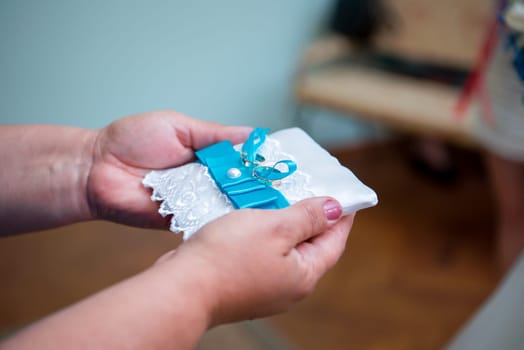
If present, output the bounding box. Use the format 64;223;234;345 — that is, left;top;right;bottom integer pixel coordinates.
180;116;253;149
273;197;343;245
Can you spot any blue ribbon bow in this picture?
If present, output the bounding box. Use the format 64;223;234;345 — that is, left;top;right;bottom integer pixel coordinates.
195;128;297;210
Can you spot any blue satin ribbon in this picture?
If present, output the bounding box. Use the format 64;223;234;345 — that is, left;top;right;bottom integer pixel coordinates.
241;128;269;165
195;128;297;210
252;160;297;184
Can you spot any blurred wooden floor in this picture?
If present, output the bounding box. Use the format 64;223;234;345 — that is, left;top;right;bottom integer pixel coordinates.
270;140;500;349
0;139;500;349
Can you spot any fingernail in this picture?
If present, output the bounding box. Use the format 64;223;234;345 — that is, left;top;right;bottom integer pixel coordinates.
323;199;342;221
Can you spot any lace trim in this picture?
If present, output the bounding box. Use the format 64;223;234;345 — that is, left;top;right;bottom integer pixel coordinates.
253;138;315;203
143;137;315;239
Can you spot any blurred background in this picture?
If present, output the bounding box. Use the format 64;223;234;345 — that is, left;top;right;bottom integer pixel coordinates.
0;0;373;145
1;0;520;349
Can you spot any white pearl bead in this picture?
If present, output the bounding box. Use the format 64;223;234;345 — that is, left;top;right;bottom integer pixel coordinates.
227;167;242;179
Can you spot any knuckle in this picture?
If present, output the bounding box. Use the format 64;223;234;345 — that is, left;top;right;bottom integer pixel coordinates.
294;277;316;300
292;263;320;300
322;252;338;272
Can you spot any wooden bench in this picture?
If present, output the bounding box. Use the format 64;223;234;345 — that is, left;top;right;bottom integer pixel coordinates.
295;0;495;148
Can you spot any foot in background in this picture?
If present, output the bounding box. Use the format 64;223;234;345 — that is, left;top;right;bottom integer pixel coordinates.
408;137;458;184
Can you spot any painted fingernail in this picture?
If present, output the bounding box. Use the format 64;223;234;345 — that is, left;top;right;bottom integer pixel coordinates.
323;199;342;221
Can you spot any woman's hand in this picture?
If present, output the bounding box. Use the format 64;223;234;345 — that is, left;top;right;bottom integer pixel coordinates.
157;197;354;326
87;110;251;228
2;198;354;350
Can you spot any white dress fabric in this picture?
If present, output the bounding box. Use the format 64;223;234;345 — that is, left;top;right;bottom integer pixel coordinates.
143;127;378;239
446;6;524;349
474;15;524;161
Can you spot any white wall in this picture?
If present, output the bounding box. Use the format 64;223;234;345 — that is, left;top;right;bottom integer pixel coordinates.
0;0;372;145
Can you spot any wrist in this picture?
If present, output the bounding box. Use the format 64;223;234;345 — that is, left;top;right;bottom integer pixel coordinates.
163;249;243;328
148;257;217;343
76;128;99;222
0;125;100;234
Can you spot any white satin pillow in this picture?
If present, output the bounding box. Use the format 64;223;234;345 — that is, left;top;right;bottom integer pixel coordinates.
143;128;378;239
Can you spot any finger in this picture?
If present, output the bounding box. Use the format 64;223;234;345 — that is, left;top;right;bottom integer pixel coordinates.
272;197;343;246
175;114;253;150
296;215;354;274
